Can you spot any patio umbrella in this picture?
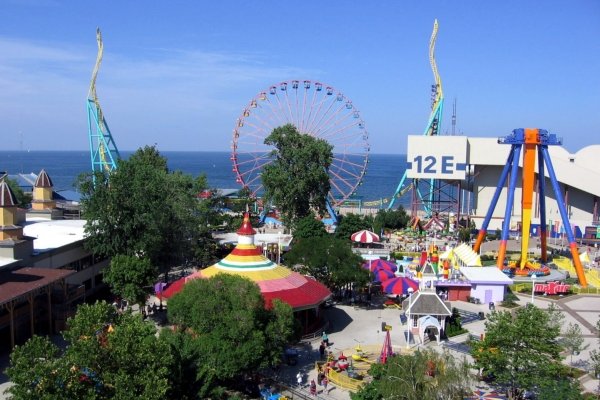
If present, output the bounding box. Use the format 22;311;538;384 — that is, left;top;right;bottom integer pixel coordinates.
382;277;419;295
351;229;380;243
362;258;398;272
372;267;395;282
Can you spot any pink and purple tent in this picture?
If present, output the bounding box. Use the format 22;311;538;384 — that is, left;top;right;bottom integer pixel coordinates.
362;259;398;272
382;277;419;295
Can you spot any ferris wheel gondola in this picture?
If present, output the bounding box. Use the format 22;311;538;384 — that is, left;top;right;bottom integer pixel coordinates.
231;80;370;207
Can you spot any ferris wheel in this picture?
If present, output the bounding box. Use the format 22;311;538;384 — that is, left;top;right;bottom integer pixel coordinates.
231;80;370;206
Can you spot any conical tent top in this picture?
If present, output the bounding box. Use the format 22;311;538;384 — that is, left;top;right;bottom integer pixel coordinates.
0;180;17;207
237;212;256;236
34;169;54;188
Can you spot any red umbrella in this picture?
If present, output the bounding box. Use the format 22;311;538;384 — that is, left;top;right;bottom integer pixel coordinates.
362;259;398;272
372;267;395;283
382;277;419;295
351;230;380;243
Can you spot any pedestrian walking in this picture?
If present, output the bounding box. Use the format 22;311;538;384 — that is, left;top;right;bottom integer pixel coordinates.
322;376;328;394
310;379;317;396
322;331;329;346
296;371;303;387
319;341;326;358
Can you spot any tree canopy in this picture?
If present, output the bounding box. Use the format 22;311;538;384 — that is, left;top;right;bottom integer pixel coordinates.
166;274;295;397
335;213;372;241
103;254;157;308
261;124;333;226
470;303;578;399
292;213;328;239
284;235;369;289
6;302;173;400
351;349;472;400
78;145;218;270
372;208;410;235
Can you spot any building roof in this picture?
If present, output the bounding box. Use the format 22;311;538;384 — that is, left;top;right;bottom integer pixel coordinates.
0;267;73;307
0;181;17;207
34;169;53;188
22;219;86;252
237;213;256;236
167;218;331;311
459;266;514;285
468;138;600;198
402;291;452;316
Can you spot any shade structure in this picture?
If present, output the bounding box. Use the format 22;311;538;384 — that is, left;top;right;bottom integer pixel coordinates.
166;213;331;311
351;229;380;243
382;277;419;295
158;277;186;299
372;267;395;283
453;243;482;266
363;258;398;273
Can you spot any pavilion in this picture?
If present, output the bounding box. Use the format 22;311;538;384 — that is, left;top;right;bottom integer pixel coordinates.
167;213;332;333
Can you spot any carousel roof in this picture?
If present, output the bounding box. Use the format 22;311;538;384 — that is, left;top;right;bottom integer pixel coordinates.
181;213;331;311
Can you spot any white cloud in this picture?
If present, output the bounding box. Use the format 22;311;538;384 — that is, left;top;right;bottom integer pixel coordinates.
0;36;320;151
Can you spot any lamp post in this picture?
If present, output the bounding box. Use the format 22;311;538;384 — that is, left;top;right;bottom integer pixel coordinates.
406;287;414;349
277;231;282;264
531;274;537;305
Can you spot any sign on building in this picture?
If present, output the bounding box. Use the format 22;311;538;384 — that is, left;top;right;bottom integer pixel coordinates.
406;136;468;180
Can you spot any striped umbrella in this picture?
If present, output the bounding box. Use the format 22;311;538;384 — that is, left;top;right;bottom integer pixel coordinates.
362;258;398;272
351;230;380;243
382;277;419;295
372;267;395;283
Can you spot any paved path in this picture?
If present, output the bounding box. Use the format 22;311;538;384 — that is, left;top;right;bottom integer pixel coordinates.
1;293;598;398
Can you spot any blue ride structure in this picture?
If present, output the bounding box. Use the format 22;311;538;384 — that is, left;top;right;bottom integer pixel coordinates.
87;28;120;175
388;19;444;214
473;129;587;287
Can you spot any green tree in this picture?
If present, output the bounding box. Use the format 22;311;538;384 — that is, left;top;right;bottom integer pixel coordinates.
351;349;472;400
78;146;215;272
292;213;328;239
335;213;372;241
536;377;583;400
103;254;157;309
166;274;294;397
588;318;600;388
372;208;410;235
471;304;568;399
6;302;173;400
458;227;471;243
562;322;587;365
261;124;333;226
284;236;369;289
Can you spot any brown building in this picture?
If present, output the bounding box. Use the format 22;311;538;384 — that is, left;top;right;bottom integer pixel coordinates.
0;173;108;349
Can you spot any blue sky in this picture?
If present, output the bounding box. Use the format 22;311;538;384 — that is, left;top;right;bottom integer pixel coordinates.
1;0;599;154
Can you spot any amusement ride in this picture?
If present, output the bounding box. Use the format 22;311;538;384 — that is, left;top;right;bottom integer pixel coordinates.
473;128;588;287
86;28;120;175
230;80;370;221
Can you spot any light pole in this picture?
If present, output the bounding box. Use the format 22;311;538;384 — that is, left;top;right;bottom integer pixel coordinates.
277;231;282;264
531;274;537;304
406;287;414;349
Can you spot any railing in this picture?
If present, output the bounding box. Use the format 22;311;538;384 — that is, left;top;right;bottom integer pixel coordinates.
315;362;363;392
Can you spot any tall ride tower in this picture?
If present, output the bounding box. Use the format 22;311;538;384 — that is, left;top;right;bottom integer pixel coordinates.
389;20;446;216
473;128;587;287
87;28;120;175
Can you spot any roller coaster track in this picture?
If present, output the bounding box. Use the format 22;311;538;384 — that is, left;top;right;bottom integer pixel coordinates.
388;20;444;212
87;28;120;175
362;182;413;207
